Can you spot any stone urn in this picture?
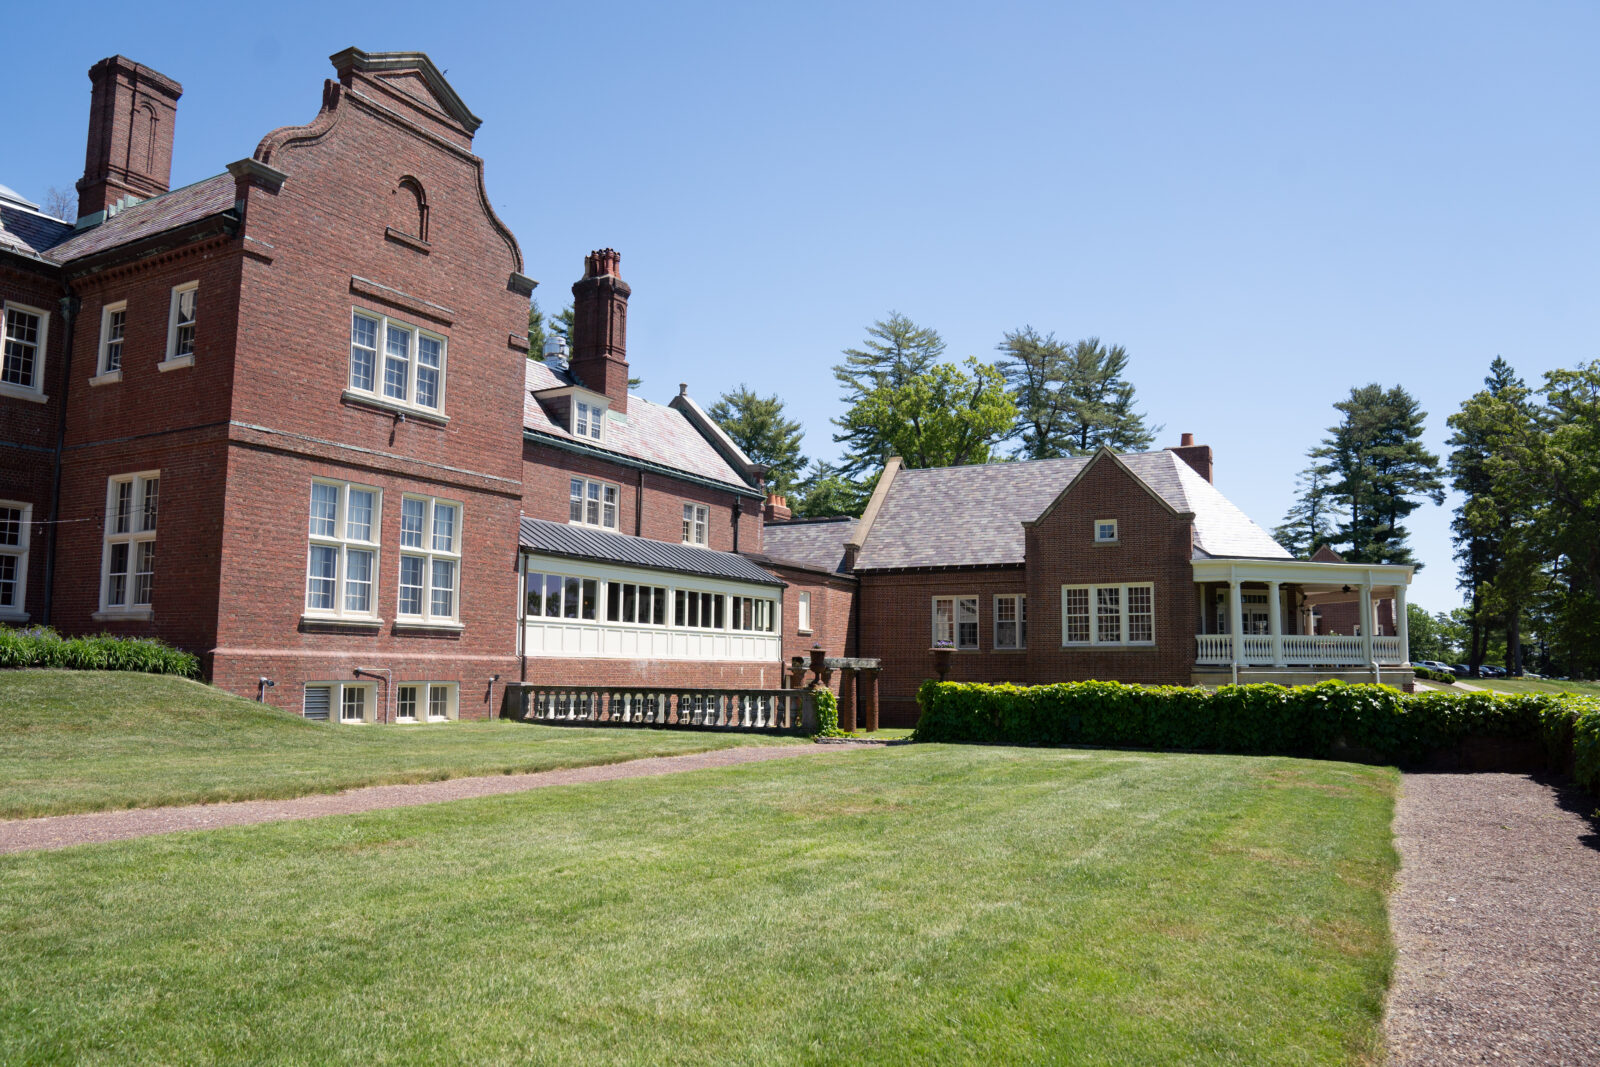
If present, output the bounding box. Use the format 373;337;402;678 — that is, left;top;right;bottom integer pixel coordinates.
808;645;827;680
932;646;953;681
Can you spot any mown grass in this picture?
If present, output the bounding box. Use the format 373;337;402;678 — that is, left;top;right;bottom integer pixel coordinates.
1469;676;1600;697
0;745;1398;1065
0;671;798;819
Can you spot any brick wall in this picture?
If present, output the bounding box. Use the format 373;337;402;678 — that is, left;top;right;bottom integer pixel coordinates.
767;562;857;689
517;657;778;691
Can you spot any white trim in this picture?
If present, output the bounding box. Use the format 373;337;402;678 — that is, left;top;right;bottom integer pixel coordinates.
303;479;383;622
0;500;31;620
349;306;447;416
1061;582;1155;647
568;476;620;530
932;594;979;650
994;593;1026;650
573;397;608;442
164;281;198;365
682;502;709;545
97;301;127;378
1094;518;1118;544
88;369;123;387
395;681;459;723
98;472;160;616
797;591;812;634
1;301;50;399
306;681;378;724
396;494;463;625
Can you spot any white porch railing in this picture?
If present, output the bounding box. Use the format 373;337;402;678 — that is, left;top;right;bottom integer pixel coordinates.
1196;634;1408;668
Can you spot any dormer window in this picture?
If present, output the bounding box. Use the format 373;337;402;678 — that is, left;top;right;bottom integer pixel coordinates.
574;399;606;441
1094;519;1119;544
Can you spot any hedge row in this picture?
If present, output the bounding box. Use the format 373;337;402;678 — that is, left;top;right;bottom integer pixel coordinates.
914;679;1600;794
0;626;199;678
1413;667;1457;683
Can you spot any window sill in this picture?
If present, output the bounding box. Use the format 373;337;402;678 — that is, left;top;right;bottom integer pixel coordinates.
393;619;465;634
299;614;384;631
1061;642;1156;650
993;647;1027;653
1093;540;1120;547
341;389;449;425
0;609;30;624
89;369;123;387
797;628;814;636
93;608;154;622
157;355;194;372
0;383;47;404
567;520;620;533
384;226;432;254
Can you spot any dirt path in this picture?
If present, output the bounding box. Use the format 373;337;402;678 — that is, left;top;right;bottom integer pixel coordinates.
0;745;832;855
1385;772;1600;1065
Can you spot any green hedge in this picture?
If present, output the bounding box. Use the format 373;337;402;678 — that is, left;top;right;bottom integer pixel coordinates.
914;679;1600;792
813;688;842;737
0;626;199;678
1413;667;1457;684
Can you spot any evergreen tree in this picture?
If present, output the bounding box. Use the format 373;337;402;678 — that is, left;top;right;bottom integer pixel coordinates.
1313;384;1444;566
832;313;945;476
1272;455;1339;557
526;299;549;359
792;461;874;519
835;357;1017;471
995;330;1158;458
707;386;808;497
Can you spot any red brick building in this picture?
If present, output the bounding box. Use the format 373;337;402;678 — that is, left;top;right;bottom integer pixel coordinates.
2;49;856;721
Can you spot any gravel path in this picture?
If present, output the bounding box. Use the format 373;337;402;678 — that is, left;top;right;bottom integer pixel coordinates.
0;744;831;855
1385;773;1600;1065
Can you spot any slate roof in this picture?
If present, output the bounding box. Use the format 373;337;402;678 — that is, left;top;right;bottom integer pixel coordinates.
759;517;856;575
45;174;238;261
520;516;784;587
523;360;754;492
853;450;1290;571
0;187;73;258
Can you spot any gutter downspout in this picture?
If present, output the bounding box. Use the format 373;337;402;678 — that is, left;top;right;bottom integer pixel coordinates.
732;497;742;554
355;667;391;723
42;289;79;626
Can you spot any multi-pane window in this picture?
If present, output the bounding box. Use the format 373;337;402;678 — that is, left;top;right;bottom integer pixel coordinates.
1094;519;1118;544
397;682;457;722
797;591;811;632
398;495;461;622
574;399;604;440
730;595;776;632
675;588;728;630
2;303;47;394
524;570;600;621
0;502;30;617
1062;583;1155;646
348;309;446;412
568;478;619;530
995;594;1026;649
932;595;979;650
605;580;668;625
164;282;197;364
98;302;127;377
682;503;709;546
303;682;376;724
101;473;158;613
305;480;381;619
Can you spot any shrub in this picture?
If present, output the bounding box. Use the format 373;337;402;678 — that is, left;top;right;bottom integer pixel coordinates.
0;626;199;678
914;679;1600;775
812;687;843;737
1413;667;1456;684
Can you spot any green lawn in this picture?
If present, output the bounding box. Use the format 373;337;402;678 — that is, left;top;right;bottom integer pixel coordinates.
0;744;1397;1065
0;671;798;819
1467;676;1600;697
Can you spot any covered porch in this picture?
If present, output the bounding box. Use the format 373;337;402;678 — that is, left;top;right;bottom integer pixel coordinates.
1190;557;1413;685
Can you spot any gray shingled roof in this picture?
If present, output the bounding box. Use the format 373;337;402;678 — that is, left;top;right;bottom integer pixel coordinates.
0;188;73;258
520;517;784;587
760;517;856;574
45;174;237;262
523;361;753;492
853;450;1290;571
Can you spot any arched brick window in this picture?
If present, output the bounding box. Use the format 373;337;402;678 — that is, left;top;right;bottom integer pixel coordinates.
393;177;429;242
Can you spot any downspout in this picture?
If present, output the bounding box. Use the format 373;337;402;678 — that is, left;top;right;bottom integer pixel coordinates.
635;469;643;536
518;552;528;685
42;288;79;626
732;497;742;553
355;667;391;723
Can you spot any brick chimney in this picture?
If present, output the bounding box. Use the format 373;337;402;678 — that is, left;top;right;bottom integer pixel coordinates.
1171;432;1213;483
77;56;183;220
569;248;631;413
763;494;792;523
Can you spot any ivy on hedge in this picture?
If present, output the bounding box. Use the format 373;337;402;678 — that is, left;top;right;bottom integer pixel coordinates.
812;687;844;737
0;626;199;678
914;678;1600;794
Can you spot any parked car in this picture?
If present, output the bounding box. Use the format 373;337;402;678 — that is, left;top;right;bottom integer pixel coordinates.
1451;664;1472;677
1481;665;1506;677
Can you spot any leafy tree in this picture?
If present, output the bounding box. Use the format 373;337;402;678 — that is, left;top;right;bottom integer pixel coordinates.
707;386;808;497
1313;384;1444;567
832;313;946;476
835;357;1017;471
1406;604;1456;663
792;461;873;518
996;331;1158;457
1272;455;1340;557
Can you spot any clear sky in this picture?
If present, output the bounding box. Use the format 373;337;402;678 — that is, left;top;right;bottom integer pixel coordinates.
7;1;1596;615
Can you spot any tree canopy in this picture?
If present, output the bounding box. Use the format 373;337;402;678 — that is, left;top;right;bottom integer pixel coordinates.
707;386;808;497
832;313;946;477
834;356;1017;471
996;332;1159;458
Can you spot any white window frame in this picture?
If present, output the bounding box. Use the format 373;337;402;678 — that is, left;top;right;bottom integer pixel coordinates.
92;301;127;385
797;591;812;634
525;568;602;622
304;479;383;623
1094;518;1119;544
346;307;448;416
573;397;607;441
682;503;709;546
1061;583;1156;647
0;501;31;621
397;494;463;627
995;593;1026;650
1;301;50;402
603;578;670;626
306;681;376;724
396;681;458;723
160;281;197;371
932;595;979;650
98;472;159;618
568;477;620;531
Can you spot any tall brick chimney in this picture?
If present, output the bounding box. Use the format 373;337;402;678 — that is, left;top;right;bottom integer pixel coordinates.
1171;432;1213;483
77;56;183;220
569;248;631;413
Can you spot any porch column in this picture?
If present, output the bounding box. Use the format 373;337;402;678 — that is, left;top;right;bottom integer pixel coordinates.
1268;580;1286;667
838;667;857;733
1228;577;1244;674
1394;582;1410;666
1359;582;1375;669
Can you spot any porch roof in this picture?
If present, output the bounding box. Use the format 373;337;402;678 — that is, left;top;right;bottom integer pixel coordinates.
519;517;785;588
1191;556;1412;592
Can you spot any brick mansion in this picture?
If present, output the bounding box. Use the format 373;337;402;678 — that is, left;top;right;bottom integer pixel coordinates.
0;49;1414;727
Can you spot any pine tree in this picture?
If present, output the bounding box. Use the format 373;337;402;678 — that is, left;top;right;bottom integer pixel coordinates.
792;461;874;519
995;331;1159;458
1272;456;1338;557
526;300;548;359
707;386;808;497
832;313;945;476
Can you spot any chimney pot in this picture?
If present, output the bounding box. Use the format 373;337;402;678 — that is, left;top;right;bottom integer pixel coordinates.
764;493;792;524
1180;432;1195;446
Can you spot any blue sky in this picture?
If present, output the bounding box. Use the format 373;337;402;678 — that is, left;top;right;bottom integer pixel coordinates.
8;1;1596;615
